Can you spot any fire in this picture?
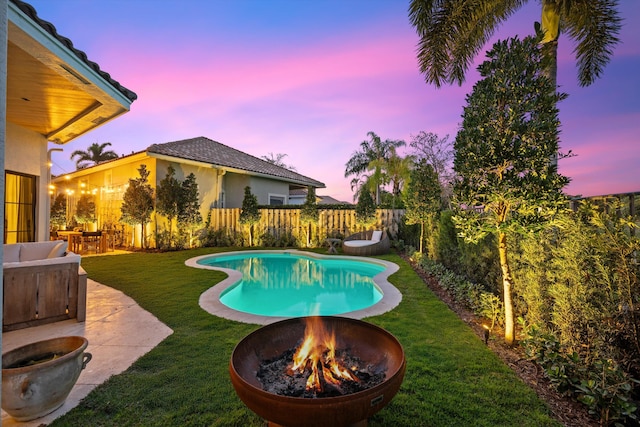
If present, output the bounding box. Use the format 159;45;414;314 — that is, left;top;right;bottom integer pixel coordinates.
289;317;360;393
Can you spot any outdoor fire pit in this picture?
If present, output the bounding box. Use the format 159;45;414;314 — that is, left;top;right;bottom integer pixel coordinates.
230;316;405;427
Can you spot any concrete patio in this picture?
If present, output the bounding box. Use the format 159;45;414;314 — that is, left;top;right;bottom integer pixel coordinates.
1;279;173;426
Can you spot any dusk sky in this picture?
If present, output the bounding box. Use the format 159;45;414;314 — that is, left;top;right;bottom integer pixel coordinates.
30;0;639;202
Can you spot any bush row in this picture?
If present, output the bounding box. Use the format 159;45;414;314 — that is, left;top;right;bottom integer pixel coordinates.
406;203;640;425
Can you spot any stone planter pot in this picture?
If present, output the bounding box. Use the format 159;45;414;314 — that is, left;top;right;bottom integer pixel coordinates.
2;336;92;421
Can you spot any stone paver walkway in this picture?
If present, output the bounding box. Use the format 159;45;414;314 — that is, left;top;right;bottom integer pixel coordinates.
1;279;173;426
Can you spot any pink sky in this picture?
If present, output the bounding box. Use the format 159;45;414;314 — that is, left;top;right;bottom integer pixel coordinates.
29;0;640;202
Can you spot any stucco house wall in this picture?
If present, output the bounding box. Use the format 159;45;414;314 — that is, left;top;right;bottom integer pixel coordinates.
250;176;289;206
222;174;291;207
222;173;250;208
5;122;49;242
155;160;220;211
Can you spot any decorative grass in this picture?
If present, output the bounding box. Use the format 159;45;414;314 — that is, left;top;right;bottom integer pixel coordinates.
50;248;560;426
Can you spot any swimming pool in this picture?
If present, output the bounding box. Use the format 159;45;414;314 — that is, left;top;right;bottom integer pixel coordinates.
185;250;402;324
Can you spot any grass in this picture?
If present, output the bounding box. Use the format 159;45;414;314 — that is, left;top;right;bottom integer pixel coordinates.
50;248;560;427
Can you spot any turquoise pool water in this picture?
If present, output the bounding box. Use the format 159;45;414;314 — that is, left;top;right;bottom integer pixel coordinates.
197;252;385;317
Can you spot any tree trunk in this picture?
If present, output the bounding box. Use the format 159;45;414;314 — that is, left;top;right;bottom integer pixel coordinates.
419;221;425;254
169;216;174;248
140;222;146;249
541;1;559;168
498;232;515;345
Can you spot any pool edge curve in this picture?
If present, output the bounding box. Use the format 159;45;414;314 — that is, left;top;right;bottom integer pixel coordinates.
185;250;402;325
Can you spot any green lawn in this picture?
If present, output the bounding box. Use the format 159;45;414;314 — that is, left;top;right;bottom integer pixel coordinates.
51;248;560;427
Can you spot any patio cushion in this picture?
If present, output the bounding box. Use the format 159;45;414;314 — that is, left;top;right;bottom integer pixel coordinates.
19;241;63;261
3;244;21;263
47;241;68;258
343;240;376;248
371;230;383;242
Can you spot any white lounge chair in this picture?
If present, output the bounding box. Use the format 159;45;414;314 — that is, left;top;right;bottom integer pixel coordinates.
343;230;390;256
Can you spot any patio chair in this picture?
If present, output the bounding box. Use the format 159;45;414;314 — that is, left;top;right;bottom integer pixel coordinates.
343;229;390;256
81;231;102;254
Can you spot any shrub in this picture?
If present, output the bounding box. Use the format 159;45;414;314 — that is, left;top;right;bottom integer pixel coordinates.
418;257;503;330
259;229;298;248
198;227;244;247
522;324;639;426
515;202;640;426
398;219;421;250
436;210;460;268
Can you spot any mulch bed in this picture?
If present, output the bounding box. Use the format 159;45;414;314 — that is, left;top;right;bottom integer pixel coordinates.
405;256;599;427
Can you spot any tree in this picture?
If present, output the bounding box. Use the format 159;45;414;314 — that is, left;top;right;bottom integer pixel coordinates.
366;146;413;208
299;186;319;247
345;131;405;204
261;152;297;171
404;159;441;255
50;193;67;230
452;35;570;345
178;173;202;247
74;194;96;227
156;165;182;245
239;186;261;247
70;142;119;169
409;131;453;206
384;147;414;207
409;0;621;89
120;165;155;249
354;188;377;229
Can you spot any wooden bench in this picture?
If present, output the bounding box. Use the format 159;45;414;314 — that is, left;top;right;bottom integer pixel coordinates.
3;262;87;332
3;241;87;332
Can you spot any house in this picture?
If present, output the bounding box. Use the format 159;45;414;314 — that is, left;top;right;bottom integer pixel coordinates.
288;188;350;205
1;0;137;244
51;136;325;247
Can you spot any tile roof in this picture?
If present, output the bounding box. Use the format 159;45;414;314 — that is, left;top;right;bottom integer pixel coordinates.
11;0;138;102
318;195;351;205
147;137;325;188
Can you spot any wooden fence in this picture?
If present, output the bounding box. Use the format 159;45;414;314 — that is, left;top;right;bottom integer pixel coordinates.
207;208;405;241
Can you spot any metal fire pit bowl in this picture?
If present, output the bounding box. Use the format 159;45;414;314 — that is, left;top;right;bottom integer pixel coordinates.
230;316;406;427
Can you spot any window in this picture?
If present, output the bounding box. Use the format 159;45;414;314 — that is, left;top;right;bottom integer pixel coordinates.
4;171;36;243
268;194;286;206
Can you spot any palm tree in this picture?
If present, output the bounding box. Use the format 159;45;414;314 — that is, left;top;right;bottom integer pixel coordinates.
408;1;622;89
380;147;414;209
344;131;405;204
70;142;119;169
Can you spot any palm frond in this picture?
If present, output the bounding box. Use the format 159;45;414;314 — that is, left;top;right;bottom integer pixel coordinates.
563;0;622;86
409;0;525;87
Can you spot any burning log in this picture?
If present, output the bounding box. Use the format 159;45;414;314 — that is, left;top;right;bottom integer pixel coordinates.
258;347;386;398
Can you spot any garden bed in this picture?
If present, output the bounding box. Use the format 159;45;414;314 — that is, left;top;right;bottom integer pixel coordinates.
406;255;598;427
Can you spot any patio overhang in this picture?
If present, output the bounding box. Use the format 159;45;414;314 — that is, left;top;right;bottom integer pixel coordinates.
7;0;137;145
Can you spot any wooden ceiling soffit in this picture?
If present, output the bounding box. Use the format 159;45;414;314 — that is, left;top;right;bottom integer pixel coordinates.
7;18;132;144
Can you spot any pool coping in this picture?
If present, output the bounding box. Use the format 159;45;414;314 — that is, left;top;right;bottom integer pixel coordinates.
185;249;402;325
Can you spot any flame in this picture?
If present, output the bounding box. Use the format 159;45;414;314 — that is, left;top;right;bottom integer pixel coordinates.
290;317;359;393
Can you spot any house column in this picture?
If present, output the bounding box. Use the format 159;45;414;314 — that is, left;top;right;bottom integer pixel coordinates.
1;0;10;401
216;169;226;208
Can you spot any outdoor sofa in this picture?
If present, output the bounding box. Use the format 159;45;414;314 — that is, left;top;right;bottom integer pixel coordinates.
3;240;87;331
343;230;391;256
